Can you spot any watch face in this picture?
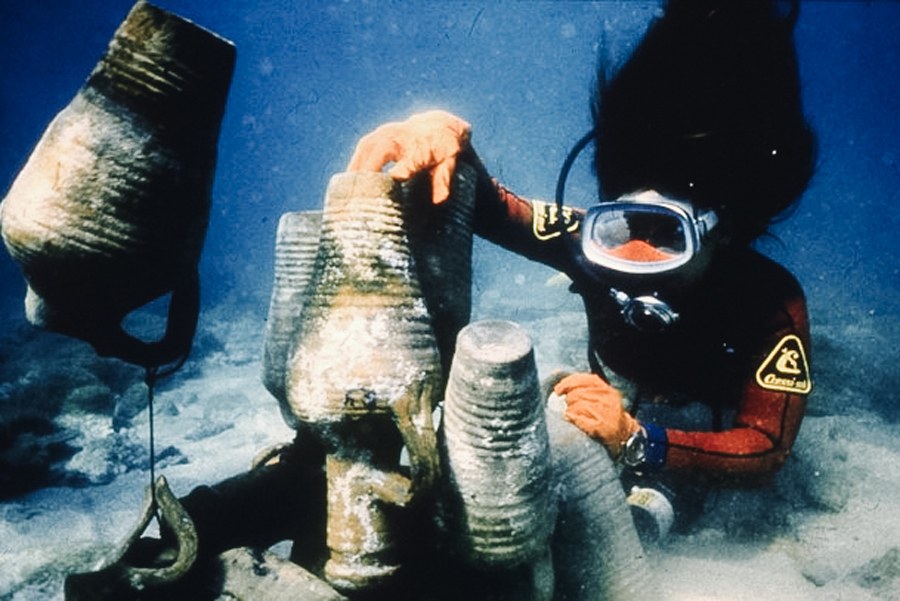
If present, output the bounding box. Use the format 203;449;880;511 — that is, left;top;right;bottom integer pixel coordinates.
625;431;647;466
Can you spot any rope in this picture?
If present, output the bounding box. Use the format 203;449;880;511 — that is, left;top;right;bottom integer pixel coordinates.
144;366;160;519
143;352;189;522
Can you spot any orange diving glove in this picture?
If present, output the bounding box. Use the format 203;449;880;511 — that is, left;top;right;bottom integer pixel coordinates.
347;110;471;204
554;372;641;459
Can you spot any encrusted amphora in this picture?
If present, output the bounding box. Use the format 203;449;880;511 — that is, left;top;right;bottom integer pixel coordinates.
276;167;475;592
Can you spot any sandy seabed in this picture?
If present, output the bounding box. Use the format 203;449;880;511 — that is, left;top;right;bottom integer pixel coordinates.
2;276;900;600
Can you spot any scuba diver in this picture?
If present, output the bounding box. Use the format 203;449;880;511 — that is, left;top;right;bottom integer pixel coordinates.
347;0;817;538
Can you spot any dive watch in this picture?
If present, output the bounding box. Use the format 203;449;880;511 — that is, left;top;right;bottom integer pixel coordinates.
622;427;648;467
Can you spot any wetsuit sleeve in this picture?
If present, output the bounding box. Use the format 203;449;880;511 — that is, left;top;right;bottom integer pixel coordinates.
462;148;579;272
662;292;810;479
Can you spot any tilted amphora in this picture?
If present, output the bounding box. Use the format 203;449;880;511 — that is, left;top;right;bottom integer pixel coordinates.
0;1;235;367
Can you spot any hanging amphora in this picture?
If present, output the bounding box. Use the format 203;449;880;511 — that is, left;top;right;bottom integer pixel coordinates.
0;0;235;367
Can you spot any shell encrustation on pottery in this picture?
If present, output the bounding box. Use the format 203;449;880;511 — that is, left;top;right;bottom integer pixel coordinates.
285;172;444;422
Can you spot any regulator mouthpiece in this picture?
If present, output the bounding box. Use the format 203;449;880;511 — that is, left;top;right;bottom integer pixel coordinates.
610;287;680;331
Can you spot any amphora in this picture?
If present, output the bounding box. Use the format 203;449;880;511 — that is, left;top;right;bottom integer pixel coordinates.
0;1;235;366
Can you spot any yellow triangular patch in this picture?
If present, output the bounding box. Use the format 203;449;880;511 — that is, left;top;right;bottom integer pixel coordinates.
755;334;812;394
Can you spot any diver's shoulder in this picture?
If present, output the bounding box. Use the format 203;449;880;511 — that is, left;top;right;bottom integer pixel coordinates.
737;248;804;296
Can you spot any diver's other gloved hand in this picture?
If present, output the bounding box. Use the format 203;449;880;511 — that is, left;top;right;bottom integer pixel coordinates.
347;110;471;204
555;372;641;459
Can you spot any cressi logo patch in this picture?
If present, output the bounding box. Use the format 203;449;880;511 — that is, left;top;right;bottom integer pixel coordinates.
532;200;579;241
755;334;811;394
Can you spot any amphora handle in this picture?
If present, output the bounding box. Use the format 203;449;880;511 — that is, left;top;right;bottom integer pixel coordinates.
81;270;200;369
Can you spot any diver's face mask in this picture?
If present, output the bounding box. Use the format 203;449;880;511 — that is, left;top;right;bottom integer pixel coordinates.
553;130;722;332
581;190;719;276
580;191;720;331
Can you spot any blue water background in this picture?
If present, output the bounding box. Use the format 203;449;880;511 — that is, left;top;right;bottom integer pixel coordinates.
0;1;897;363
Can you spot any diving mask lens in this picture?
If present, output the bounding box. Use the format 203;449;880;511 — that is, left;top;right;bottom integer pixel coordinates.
581;193;718;275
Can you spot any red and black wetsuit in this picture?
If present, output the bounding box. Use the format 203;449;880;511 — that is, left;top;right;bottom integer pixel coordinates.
471;173;810;484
